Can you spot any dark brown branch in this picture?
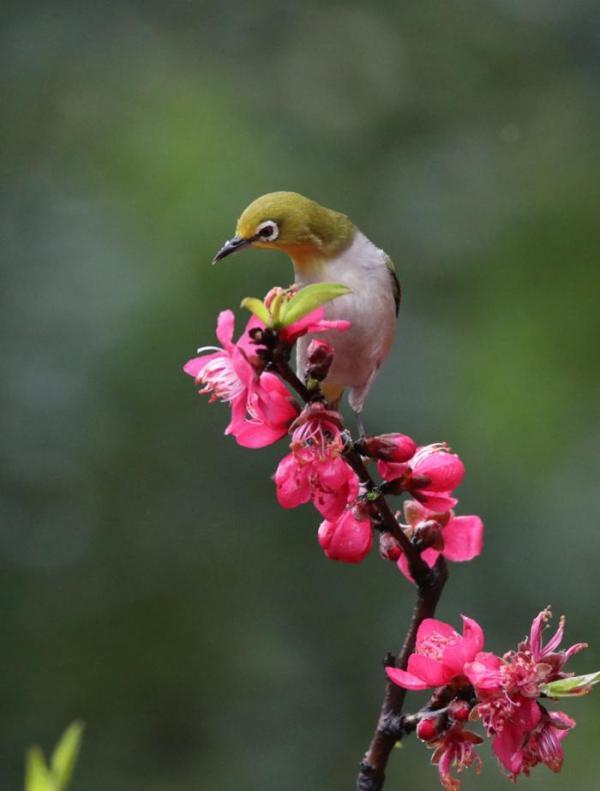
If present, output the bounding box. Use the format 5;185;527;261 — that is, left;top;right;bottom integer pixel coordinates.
272;358;312;402
357;556;448;791
265;350;449;791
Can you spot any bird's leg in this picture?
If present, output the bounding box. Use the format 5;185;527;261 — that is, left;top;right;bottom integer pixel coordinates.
355;410;367;439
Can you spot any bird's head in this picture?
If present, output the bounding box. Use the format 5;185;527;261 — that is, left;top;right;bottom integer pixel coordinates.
212;191;354;267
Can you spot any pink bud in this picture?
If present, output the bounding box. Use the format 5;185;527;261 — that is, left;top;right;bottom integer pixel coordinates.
448;700;471;722
412;447;465;492
379;532;402;562
305;339;334;382
417;717;440;742
318;508;372;563
361;433;417;463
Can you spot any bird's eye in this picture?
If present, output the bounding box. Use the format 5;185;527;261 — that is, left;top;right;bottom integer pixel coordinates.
256;220;279;241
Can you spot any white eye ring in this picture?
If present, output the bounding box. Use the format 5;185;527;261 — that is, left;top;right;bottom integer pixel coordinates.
256;220;279;242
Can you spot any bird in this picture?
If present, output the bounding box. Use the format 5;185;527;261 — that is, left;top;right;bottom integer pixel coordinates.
212;191;399;431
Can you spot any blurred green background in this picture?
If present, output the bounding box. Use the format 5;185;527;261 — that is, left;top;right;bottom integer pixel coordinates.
1;1;599;789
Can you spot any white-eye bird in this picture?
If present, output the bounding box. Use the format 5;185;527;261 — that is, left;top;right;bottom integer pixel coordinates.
213;191;399;426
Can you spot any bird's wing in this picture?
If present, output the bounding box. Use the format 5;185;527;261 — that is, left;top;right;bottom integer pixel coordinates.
385;256;401;316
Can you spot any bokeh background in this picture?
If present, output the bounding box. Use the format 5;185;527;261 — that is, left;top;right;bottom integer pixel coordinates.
1;1;599;789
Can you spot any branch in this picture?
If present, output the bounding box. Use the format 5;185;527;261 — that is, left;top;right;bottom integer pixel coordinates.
269;355;429;578
357;556;448;790
265;349;449;791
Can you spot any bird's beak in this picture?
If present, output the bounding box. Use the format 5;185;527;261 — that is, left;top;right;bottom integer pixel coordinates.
212;235;254;264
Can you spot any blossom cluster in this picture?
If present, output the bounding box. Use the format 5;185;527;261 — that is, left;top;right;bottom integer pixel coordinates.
387;609;596;791
184;292;483;575
185;285;597;789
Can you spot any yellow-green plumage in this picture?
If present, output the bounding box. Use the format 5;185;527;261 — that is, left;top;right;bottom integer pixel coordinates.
237;192;355;260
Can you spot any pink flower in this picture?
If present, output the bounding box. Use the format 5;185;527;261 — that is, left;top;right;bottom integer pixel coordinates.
520;710;576;775
462;651;503;693
274;403;359;520
429;724;483;791
184;310;298;448
465;609;586;779
386;616;484;691
488;698;543;776
396;500;483;582
318;506;372;563
378;443;465;511
528;607;587;671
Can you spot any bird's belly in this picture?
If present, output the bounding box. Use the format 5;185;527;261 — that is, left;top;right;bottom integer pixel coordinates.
300;299;395;388
294;236;397;392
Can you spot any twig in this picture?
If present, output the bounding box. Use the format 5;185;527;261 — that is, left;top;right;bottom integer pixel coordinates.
265;350;449;791
357;557;448;790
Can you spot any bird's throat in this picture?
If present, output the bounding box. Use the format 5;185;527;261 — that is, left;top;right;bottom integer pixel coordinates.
288;246;329;279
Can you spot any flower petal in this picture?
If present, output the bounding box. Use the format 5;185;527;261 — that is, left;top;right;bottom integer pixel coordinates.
397;549;439;584
464;652;503;691
236;314;266;358
415;491;458;512
386;667;431;691
274;455;311;509
233;420;289;448
183;352;223;379
318;511;372;563
415;451;465;492
417;618;458;646
493;726;525;774
376;460;409;482
442;516;483;562
442;615;484;674
461;615;485;657
215;310;236;350
407;654;454;687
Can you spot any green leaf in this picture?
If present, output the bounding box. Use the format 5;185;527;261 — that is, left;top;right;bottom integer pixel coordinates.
541;671;600;697
240;297;271;326
278;282;351;328
25;747;56;791
50;721;84;790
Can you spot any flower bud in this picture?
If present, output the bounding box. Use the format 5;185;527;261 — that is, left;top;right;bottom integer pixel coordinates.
417;716;440;742
379;532;402;562
360;433;417;463
305;339;334;382
318;507;372;563
448;700;471;722
410;446;464;493
413;519;445;552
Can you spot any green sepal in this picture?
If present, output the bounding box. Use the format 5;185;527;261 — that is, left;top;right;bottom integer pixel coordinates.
278;283;351;328
50;721;84;790
25;747;55;791
240;297;271;326
541;671;600;697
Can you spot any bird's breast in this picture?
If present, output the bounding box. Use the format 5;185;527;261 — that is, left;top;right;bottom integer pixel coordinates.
294;230;397;389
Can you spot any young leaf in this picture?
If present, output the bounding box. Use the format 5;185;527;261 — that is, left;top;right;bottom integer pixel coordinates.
25;747;55;791
541;670;600;697
240;297;271;326
279;283;351;328
50;721;84;789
